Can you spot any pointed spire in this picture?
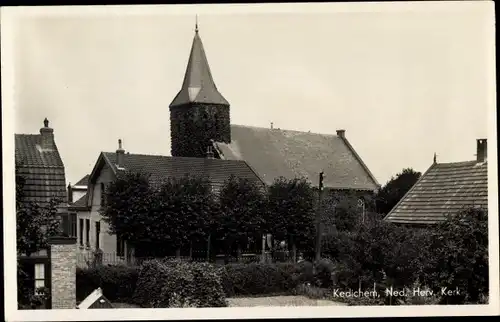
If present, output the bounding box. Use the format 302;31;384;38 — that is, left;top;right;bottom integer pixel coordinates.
195;15;198;33
169;23;229;108
433;152;437;164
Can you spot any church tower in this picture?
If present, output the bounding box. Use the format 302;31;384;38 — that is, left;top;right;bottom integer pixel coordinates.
169;21;231;158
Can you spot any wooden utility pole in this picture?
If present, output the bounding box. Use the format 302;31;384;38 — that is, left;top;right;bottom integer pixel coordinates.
315;172;324;262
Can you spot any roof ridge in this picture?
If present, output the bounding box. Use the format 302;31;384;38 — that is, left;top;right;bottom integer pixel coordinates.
231;124;339;137
338;136;380;188
436;160;484;166
102;151;248;163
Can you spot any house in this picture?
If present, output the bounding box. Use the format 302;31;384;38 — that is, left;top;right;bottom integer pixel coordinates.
384;139;488;225
74;141;265;265
15;119;77;309
73;23;380;264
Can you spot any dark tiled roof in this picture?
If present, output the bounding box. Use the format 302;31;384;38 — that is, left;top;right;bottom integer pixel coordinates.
384;161;488;224
169;29;229;108
214;125;379;191
15;133;67;206
15;134;64;167
74;174;90;187
99;152;264;189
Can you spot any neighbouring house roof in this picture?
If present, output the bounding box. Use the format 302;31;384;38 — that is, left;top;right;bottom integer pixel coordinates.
214;125;380;191
384;160;488;224
15;122;67;206
169;27;229;108
87;152;264;205
69;193;89;211
74;174;90;187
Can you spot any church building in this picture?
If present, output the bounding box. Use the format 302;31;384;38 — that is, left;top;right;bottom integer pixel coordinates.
71;23;380;264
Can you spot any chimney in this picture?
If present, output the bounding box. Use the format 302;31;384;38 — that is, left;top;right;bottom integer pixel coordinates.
336;129;345;138
206;145;214;159
116;139;125;168
67;183;73;204
477;139;487;162
40;118;54;149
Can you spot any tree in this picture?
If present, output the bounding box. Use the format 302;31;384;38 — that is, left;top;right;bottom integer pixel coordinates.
156;175;217;257
376;168;421;215
100;171;157;250
16;164;60;309
16;165;61;256
266;177;316;261
422;207;488;303
216;175;266;260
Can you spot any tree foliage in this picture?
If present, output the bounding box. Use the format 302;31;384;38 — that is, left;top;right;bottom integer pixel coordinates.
266;177;316;249
156;175;217;249
376;168;421;215
422;207;488;303
216;176;266;252
16;165;61;256
101;171;217;254
100;171;156;244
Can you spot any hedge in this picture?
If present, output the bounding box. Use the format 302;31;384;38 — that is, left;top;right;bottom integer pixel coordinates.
76;264;139;303
133;259;227;308
76;259;335;305
219;260;334;297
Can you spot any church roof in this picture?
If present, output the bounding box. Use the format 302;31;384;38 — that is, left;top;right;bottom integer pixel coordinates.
169;27;229;108
214;125;380;191
88;152;264;192
384;160;488;225
15;120;67;206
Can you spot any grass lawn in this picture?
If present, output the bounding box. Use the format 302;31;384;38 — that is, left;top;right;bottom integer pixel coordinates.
112;296;348;308
227;296;348;307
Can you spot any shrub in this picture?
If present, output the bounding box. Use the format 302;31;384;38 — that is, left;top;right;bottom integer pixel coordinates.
133;259;227;308
76;264;139;303
314;258;335;288
421;208;488;304
220;261;318;297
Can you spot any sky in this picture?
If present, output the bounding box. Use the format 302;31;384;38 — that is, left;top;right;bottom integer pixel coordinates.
4;2;496;187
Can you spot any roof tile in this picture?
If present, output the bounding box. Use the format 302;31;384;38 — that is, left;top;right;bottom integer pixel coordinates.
101;152;264;189
15;133;67;206
385;160;488;224
215;125;379;190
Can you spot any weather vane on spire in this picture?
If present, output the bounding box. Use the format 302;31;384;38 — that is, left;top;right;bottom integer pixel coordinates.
195;15;199;33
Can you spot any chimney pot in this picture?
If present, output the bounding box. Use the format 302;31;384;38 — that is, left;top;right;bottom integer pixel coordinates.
336;129;346;137
476;139;487;162
40;118;54;149
67;183;73;203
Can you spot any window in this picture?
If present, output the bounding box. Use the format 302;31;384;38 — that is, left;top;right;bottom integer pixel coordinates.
69;213;77;238
34;263;45;294
116;234;125;257
61;214;69;236
95;221;101;250
100;183;106;206
79;218;84;246
85;219;90;247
